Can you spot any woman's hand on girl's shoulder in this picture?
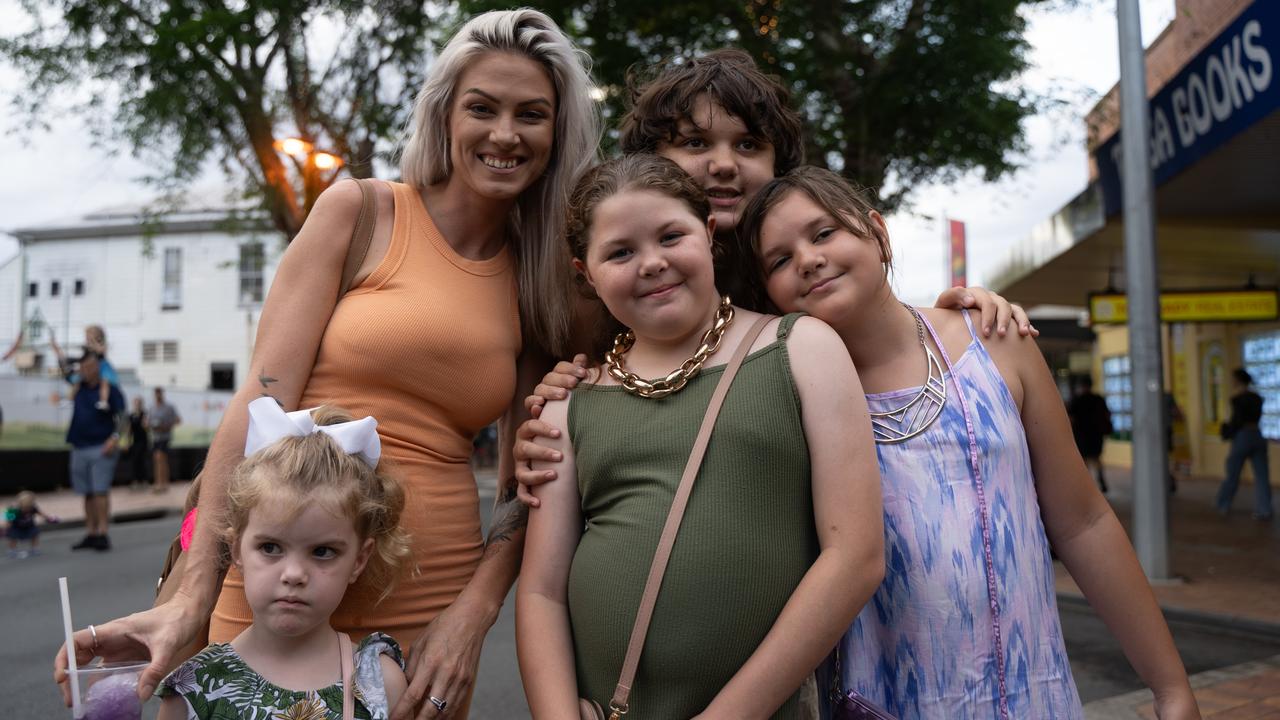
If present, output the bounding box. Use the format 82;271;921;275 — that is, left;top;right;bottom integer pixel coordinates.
934;286;1038;338
514;416;566;508
522;355;590;416
515;355;589;508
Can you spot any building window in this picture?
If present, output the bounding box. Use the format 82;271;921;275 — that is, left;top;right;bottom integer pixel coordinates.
238;242;265;305
1243;331;1280;441
50;280;60;297
142;340;179;363
1102;354;1133;440
162;247;182;310
74;279;85;296
210;362;236;390
27;282;37;298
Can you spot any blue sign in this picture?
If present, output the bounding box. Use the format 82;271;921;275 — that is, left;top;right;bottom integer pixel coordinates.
1095;0;1279;216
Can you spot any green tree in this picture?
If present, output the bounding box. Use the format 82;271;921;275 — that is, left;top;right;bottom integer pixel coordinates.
466;0;1055;209
2;0;450;237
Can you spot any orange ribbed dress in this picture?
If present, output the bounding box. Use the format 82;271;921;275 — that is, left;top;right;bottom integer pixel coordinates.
210;181;521;652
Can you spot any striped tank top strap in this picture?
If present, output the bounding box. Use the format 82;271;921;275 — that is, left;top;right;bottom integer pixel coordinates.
917;308;1011;720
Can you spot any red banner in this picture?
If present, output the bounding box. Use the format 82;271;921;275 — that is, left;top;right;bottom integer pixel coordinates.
949;219;966;288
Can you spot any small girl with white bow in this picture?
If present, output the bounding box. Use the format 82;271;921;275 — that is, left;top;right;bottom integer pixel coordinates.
157;397;411;720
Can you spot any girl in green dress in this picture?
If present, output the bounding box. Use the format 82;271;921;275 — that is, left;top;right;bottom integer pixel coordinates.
516;154;885;719
157;400;411;720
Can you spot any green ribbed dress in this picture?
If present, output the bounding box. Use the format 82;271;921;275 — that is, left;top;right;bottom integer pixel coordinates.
567;314;817;719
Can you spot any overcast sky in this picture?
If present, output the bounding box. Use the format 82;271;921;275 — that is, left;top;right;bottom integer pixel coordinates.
0;0;1177;304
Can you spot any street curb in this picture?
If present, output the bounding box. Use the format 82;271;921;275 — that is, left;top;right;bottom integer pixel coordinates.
44;508;183;533
1058;592;1280;643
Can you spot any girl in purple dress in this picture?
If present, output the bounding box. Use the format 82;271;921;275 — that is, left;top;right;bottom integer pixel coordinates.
732;167;1198;719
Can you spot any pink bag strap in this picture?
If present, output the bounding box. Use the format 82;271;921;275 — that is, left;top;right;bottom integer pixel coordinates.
339;632;355;720
608;313;773;718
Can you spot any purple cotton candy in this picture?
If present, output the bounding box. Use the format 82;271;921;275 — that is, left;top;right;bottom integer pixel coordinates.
82;672;142;720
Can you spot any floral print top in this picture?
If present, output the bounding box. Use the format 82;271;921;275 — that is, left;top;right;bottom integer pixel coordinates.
158;633;403;720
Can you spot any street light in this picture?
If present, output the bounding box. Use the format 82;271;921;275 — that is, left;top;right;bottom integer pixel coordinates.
273;137;313;158
273;135;345;219
312;152;341;170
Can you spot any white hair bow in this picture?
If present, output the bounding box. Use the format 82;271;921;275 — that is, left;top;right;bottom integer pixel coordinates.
244;396;381;468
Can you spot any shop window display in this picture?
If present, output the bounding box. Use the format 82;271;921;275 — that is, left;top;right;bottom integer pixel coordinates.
1243;331;1280;441
1102;354;1133;440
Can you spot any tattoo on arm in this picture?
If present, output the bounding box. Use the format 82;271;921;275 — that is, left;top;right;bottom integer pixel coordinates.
258;370;281;404
484;476;528;556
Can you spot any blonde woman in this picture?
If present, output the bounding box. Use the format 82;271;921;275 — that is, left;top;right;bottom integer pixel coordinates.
56;9;600;719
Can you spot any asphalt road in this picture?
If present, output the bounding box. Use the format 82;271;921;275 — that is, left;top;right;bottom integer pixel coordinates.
7;515;1278;719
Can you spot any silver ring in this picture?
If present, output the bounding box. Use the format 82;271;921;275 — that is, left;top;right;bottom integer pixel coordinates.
429;696;447;712
88;624;99;651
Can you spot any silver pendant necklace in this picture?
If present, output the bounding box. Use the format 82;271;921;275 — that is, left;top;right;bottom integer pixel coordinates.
871;304;947;444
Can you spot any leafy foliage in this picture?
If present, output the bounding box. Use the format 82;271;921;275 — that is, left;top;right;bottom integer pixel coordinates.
2;0;453;237
465;0;1053;210
3;0;1058;229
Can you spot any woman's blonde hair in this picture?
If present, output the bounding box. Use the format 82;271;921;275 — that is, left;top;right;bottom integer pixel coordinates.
223;406;410;600
400;8;601;356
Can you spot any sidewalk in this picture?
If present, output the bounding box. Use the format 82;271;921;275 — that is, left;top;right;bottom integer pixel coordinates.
1068;468;1280;718
1058;467;1279;629
2;480;193;531
0;465;503;531
4;468;1277;716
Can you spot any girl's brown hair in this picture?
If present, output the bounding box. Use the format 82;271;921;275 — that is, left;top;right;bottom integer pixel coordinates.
565;153;710;263
734;166;893;312
224;406;410;601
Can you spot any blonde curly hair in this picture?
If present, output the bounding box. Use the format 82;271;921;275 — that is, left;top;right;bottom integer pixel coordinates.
223;405;410;601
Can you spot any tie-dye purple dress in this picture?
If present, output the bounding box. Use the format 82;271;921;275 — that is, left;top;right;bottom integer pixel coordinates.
837;310;1082;718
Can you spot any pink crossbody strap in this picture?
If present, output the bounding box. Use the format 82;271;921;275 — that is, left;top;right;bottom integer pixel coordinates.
918;310;1009;719
340;632;355;720
608;314;773;717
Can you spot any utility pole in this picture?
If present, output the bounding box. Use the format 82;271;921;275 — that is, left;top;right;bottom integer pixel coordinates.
1117;0;1171;579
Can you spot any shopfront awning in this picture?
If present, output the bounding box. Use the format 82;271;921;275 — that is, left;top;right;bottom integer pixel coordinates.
994;108;1280;308
994;1;1280;309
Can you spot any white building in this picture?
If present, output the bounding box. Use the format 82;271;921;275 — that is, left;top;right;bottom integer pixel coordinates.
2;198;283;392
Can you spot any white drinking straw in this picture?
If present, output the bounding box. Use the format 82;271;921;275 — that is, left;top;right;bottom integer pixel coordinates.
59;577;83;719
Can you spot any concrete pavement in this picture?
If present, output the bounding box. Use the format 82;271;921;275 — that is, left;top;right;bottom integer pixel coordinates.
4;466;1277;717
1067;468;1280;718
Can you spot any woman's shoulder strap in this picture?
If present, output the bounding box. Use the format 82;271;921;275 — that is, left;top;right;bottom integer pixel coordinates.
338;179;378;297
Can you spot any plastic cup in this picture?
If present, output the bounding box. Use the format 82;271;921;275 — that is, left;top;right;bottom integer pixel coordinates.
74;661;148;720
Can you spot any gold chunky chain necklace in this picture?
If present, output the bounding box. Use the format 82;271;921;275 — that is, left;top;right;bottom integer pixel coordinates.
604;296;735;399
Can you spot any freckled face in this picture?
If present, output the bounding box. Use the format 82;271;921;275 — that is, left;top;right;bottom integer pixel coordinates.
657;94;776;236
757;190;891;324
575;189;718;342
446;52;557;203
234;503;372;638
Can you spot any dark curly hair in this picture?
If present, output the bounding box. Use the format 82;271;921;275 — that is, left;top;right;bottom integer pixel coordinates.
618;49;804;175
